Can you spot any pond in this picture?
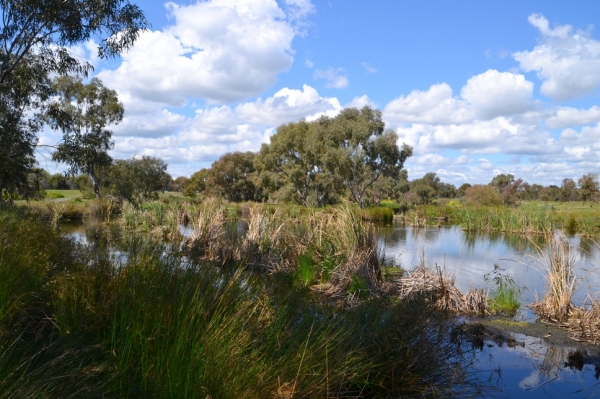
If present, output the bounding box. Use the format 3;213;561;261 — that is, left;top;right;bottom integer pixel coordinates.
379;224;600;321
378;223;600;398
61;218;600;398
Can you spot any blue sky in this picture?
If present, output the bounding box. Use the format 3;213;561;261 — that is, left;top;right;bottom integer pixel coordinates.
38;0;600;186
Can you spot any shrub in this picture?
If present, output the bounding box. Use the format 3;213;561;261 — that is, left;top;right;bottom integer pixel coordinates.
463;184;502;207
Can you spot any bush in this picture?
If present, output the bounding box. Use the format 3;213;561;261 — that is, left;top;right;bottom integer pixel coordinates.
463;184;502;207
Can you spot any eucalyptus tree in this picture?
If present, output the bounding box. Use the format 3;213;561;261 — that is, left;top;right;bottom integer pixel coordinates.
0;0;147;203
0;0;148;84
107;156;171;203
0;54;51;204
578;173;599;203
48;76;124;198
560;178;579;202
184;168;210;198
206;151;261;202
255;119;338;206
489;174;515;193
324;106;412;208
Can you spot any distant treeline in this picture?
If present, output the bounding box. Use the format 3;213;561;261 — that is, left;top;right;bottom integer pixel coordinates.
30;103;599;208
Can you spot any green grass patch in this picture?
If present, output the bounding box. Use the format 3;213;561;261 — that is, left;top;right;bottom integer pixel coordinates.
44;189;82;199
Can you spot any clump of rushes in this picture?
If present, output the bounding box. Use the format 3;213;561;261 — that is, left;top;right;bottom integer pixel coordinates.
361;206;394;223
0;208;110;397
484;264;523;315
302;204;384;299
532;234;578;322
397;264;490;315
186;197;230;260
238;205;288;271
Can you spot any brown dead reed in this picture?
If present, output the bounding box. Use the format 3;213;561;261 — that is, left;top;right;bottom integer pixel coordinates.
304;204;384;299
238;206;288;272
532;234;578;322
566;296;600;344
397;264;490;315
186;198;229;260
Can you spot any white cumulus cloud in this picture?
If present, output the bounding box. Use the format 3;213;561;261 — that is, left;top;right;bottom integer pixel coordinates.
99;0;302;104
546;106;600;129
384;70;535;125
514;13;600;101
235;84;341;125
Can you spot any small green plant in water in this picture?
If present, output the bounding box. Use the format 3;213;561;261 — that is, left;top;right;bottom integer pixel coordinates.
484;264;524;315
295;254;315;287
349;275;369;299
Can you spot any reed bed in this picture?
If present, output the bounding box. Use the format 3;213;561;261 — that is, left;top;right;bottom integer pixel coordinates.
455;203;553;234
361;206;394;222
567;297;600;344
186;197;230;260
553;209;600;236
301;204;384;300
0;207;483;398
397;264;490;315
238;206;288;272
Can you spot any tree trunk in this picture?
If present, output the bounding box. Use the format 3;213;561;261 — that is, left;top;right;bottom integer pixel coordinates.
89;171;100;199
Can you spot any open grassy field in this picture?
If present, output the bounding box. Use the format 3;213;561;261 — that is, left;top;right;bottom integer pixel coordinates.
44;189;83;199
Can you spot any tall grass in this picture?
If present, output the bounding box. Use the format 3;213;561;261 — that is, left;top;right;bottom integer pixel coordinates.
484;264;522;315
0;208;481;397
362;206;394;223
239;205;288;271
302;204;384;299
455;203;553;234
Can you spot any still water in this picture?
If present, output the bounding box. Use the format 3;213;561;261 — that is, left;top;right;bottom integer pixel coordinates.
377;224;600;398
379;224;600;322
63;219;600;398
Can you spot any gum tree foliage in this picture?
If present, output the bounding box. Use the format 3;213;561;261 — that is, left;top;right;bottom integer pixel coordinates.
457;183;472;197
255;119;337;206
108;156;171;202
171;176;189;192
489;174;514;193
324;107;413;208
560;178;579;202
184;168;210;198
463;184;503;207
205;151;262;202
255;107;412;208
501;178;525;206
578;173;599;203
0;0;148;84
48;76;124;198
539;185;561;202
0;0;147;203
0;54;51;204
410;172;456;200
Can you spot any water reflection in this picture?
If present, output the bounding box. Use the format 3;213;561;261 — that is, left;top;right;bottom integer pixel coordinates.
472;334;600;398
378;223;600;321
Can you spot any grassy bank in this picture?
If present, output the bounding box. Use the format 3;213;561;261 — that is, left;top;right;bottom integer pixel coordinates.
454;203;553;234
0;207;479;398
